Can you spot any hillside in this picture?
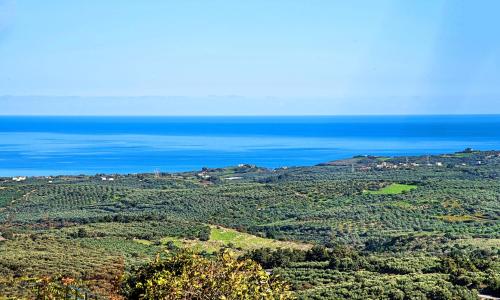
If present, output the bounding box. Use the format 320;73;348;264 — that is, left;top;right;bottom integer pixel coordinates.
0;150;499;299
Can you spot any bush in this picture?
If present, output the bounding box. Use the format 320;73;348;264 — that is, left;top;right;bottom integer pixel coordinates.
123;250;292;300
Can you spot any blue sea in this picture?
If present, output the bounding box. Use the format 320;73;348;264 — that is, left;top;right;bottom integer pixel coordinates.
0;115;499;176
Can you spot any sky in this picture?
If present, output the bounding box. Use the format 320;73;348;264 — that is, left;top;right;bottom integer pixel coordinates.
0;0;499;115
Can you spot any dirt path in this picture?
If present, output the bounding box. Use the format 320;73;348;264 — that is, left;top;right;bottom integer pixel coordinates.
479;294;500;300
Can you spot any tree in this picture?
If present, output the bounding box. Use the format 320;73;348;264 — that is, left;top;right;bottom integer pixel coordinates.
306;245;329;261
123;250;293;300
198;227;210;241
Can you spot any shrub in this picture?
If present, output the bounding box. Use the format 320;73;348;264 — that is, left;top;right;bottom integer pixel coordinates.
123;250;293;300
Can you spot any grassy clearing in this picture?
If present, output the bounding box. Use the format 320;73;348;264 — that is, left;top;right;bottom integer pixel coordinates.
364;183;417;195
386;201;415;210
161;226;311;254
436;215;480;223
132;239;153;246
452;238;500;250
210;226;311;250
376;157;391;161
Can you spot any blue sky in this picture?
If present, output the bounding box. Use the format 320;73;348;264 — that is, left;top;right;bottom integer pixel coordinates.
0;0;499;115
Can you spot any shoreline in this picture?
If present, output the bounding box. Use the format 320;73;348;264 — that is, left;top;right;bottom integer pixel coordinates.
1;148;497;179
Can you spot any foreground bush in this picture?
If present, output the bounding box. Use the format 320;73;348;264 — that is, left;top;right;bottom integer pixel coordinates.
123;250;293;300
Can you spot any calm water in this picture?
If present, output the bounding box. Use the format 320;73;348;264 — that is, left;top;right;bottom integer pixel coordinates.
0;115;499;176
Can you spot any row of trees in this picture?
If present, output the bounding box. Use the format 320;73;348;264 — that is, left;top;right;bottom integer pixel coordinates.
246;245;499;298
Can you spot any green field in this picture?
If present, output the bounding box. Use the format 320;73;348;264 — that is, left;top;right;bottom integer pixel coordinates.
364;183;417;195
161;226;311;254
210;226;311;250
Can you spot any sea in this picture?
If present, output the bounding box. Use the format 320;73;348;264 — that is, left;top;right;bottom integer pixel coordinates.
0;115;499;176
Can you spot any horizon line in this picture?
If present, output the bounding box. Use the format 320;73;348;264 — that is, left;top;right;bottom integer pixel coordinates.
0;113;499;117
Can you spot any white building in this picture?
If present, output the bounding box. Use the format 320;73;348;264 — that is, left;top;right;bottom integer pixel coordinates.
12;176;27;182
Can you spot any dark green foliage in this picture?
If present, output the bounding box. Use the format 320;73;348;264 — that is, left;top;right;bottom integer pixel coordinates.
244;247;306;268
198;226;211;241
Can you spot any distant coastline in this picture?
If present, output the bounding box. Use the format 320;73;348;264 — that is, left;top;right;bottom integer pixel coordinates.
2;149;498;180
0;115;499;176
